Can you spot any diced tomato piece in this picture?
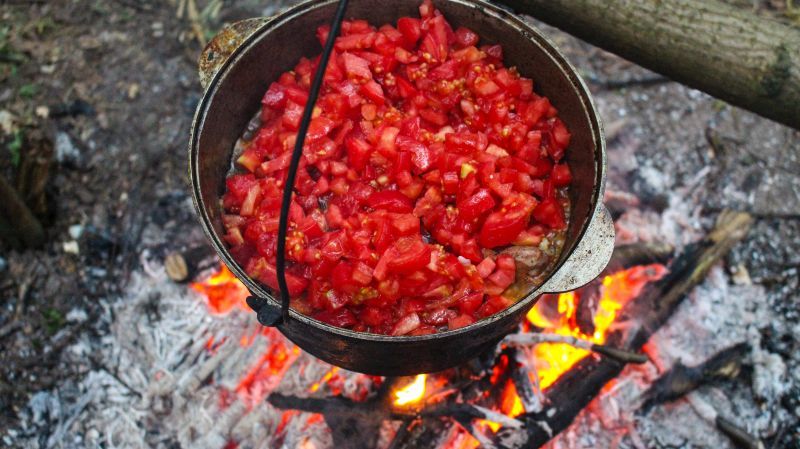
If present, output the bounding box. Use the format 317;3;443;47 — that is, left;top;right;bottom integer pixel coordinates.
345;136;373;170
262;82;287;109
391;313;421;335
478;207;531;248
360;80;385;105
397;17;422;48
282;100;304;129
532;197;566;229
342;52;372;81
476;256;496;278
448;313;475;329
473;78;500;96
457;188;496;221
315;308;357;327
307;116;336;141
391;213;421;235
551;163;572;187
454;27;479;47
247;258;308;296
367;190;413;213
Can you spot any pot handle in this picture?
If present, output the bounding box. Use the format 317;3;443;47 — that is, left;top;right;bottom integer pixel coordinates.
541;205;615;294
198;17;270;90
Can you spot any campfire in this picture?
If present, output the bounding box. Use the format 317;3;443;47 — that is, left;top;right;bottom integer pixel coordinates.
178;214;755;449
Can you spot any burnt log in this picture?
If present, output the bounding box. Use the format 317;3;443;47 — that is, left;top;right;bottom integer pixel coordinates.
497;0;800;129
640;342;749;412
494;210;753;448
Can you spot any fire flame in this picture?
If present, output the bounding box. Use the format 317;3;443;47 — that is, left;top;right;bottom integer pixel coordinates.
190;264;249;314
524;264;665;390
394;374;427;406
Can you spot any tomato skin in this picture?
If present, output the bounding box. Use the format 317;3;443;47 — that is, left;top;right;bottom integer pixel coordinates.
457;188;496;221
246;258;309;297
386;237;432;274
262;82;287;109
478;207;531;248
315;308;357;327
342;52;372;81
367;190;414;213
532;197;567;229
397;17;422;48
454;27;479;47
551;163;572;187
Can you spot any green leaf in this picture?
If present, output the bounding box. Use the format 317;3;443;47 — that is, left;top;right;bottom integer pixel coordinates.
19;84;37;98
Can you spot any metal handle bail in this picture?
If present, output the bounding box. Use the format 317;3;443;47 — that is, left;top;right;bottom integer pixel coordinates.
274;0;350;325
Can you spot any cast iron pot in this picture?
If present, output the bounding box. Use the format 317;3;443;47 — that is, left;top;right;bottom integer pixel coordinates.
190;0;614;375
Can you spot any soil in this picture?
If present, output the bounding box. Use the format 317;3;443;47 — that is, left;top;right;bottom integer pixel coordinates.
0;0;798;448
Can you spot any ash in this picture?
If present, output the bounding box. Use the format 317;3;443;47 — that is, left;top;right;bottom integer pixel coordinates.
2;2;798;449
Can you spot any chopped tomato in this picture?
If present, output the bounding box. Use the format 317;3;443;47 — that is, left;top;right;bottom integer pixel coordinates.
222;2;572;335
367;190;413;213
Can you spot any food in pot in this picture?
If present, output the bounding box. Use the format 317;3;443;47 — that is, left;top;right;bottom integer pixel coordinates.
221;0;571;335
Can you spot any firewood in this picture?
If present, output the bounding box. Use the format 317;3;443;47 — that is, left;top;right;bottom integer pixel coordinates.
497;0;800;128
505;333;649;364
639;342;749;411
164;246;216;282
493;210;753;448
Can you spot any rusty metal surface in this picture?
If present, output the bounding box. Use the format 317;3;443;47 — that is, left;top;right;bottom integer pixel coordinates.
198;17;270;90
189;0;611;374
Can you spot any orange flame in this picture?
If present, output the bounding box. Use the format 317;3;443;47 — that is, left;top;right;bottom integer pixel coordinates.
394;374;427;406
525;264;666;390
191;264;249;314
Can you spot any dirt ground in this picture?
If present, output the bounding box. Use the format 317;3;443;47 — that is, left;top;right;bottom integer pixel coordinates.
0;0;798;448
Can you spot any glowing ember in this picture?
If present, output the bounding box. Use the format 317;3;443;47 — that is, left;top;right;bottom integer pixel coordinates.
525;264;667;389
394;374;427;406
309;367;340;393
191;264;249;314
235;335;300;407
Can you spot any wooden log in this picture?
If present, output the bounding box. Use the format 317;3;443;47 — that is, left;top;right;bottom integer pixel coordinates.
0;176;45;249
164;246;216;282
498;0;800;129
494;210;753;448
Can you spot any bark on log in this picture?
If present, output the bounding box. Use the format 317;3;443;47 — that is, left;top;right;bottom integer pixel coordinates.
494;210;753;448
497;0;800;129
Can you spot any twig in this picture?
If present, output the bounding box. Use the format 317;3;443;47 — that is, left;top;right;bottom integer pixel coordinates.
504;333;649;364
687;393;765;449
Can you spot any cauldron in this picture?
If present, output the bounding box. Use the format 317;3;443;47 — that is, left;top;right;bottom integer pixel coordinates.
190;0;614;375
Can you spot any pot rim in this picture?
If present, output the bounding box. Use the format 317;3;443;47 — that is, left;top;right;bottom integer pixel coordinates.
189;0;607;343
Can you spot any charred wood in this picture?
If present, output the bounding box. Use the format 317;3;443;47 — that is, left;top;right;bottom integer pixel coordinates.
640;342;749;412
495;210;753;448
